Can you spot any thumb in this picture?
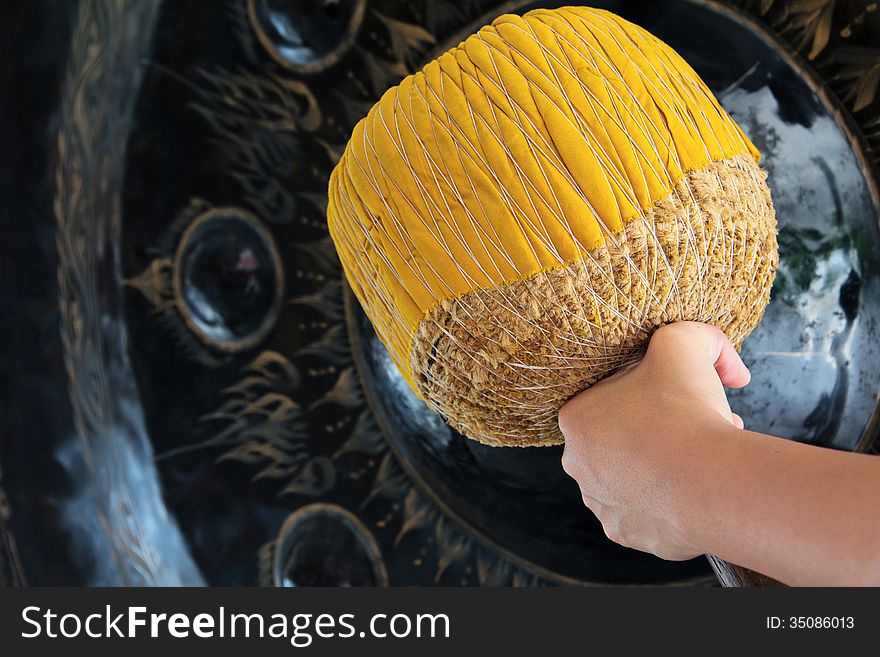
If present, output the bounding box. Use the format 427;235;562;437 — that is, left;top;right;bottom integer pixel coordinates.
647;322;751;389
711;330;751;389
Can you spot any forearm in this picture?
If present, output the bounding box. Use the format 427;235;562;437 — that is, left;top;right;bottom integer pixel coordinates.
674;425;880;586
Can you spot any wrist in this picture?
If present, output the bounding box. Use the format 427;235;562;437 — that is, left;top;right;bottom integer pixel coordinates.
664;419;746;558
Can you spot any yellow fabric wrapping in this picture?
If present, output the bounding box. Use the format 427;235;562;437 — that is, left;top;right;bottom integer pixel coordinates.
327;6;761;392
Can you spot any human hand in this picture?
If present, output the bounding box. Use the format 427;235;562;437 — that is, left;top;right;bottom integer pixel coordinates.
558;322;751;560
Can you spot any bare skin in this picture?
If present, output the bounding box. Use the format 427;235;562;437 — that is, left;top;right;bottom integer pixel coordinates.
558;321;880;586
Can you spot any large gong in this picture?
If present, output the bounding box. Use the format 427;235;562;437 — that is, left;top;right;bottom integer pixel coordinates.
1;0;879;586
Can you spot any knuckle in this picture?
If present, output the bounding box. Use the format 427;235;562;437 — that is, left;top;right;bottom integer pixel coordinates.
652;321;721;350
599;514;629;548
616;528;633;549
650;322;685;349
603;523;623;546
560;447;575;476
650;322;677;342
652;321;700;343
557;401;576;436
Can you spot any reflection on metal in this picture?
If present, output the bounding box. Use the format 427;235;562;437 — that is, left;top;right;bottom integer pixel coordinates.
53;0;203;585
173;207;285;353
265;503;388;587
247;0;367;73
704;0;880;459
127;199;226;367
128;200;285;362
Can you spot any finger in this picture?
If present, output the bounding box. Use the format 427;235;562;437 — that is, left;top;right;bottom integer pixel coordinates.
581;495;605;520
654;323;751;388
731;412;744;429
713;332;751;389
581;493;601;513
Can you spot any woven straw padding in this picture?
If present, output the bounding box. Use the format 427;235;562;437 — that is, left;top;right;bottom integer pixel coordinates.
410;154;777;446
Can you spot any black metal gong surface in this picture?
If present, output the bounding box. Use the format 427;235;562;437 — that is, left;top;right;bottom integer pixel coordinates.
1;0;879;587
